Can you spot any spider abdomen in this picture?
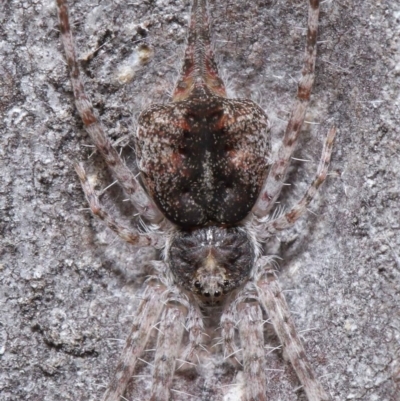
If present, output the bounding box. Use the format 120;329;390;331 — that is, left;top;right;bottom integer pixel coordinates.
136;95;270;227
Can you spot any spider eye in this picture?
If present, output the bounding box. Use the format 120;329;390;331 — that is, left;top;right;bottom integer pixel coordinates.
194;281;201;288
214;291;221;297
204;291;211;297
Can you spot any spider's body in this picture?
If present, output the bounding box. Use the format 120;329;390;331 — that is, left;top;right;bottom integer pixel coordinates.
136;97;270;227
169;226;256;304
135;0;270;228
57;0;335;400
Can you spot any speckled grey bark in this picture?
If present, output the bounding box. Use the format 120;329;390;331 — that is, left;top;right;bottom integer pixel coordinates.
1;1;399;400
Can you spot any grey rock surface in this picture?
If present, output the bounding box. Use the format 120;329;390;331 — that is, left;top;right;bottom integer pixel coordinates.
1;0;399;400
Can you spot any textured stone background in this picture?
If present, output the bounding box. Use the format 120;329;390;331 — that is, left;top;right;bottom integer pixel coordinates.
1;0;399;400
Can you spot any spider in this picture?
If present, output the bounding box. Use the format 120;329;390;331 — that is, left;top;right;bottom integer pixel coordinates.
56;0;335;400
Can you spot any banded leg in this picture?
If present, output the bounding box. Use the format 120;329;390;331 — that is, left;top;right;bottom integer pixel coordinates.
256;259;331;401
75;163;164;248
56;0;163;223
262;126;336;234
221;301;242;367
149;303;187;401
237;302;267;401
253;0;321;218
102;283;166;401
179;304;206;368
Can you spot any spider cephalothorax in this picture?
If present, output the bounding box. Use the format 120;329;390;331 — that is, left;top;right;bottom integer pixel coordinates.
168;226;256;304
57;0;335;400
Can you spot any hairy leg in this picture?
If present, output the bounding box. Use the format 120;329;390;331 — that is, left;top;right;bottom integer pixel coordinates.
253;0;321;218
220;300;242;368
179;303;206;368
256;258;331;401
75;163;164;248
56;0;163;223
261;126;336;235
102;282;166;401
149;303;187;401
237;302;267;401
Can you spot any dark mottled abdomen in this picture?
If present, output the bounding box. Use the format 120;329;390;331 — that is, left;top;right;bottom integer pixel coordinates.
135;96;270;227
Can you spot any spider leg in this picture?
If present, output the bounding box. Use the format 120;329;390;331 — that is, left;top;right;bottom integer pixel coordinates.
221;300;242;368
253;0;321;218
149;303;188;401
75;163;164;248
179;303;206;368
256;259;331;401
262;126;336;234
237;302;267;401
102;282;166;401
56;0;164;223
